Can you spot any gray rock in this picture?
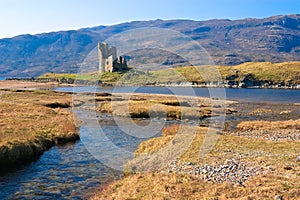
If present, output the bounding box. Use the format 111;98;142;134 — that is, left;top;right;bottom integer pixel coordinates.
274;194;283;200
296;156;300;162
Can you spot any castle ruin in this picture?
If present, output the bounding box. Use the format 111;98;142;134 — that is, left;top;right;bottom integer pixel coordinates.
98;43;128;73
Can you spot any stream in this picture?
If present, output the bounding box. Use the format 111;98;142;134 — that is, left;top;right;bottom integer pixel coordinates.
0;108;160;199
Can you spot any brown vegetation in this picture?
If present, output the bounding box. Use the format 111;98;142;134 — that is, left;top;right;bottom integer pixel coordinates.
91;173;299;200
92;120;300;199
0;89;78;168
237;119;300;130
96;93;232;121
0;80;58;89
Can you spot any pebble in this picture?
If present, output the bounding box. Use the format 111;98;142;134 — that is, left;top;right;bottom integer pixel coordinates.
279;110;291;115
296;156;300;162
274;194;283;200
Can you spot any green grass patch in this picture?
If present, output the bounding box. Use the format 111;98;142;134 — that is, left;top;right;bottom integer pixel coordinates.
39;61;300;85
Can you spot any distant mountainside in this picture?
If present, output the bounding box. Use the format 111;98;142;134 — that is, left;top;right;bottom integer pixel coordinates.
0;14;300;77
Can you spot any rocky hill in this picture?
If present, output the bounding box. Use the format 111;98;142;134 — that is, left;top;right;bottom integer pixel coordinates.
0;14;299;77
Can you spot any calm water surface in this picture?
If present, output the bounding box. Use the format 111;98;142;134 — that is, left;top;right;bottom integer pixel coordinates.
56;86;300;103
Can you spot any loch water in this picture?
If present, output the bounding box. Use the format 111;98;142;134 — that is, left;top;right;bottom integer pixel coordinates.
56;86;300;103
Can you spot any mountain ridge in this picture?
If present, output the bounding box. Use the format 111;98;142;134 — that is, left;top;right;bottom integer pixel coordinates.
0;14;300;77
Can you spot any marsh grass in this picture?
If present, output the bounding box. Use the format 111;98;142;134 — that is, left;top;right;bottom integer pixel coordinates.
96;93;227;120
0;89;78;167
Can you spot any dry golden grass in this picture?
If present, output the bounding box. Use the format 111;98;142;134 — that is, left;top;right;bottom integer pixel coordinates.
133;125;180;157
0;80;59;89
151;61;300;84
162;124;181;136
96;93;228;120
0;89;78;167
218;61;300;84
237;119;300;131
91;173;300;200
0;90;76;143
92;123;300;199
134;124;299;166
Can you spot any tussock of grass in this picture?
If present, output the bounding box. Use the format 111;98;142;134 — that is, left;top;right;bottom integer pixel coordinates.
162;124;181;136
133;125;180;157
237;119;300;130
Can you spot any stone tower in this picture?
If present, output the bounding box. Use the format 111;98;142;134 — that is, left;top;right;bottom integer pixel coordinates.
98;43;117;73
98;43;128;73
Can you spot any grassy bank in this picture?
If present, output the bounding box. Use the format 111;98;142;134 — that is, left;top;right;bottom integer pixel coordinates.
0;89;79;169
91;118;300;199
218;61;300;85
92;173;299;200
39;61;300;86
92;122;300;199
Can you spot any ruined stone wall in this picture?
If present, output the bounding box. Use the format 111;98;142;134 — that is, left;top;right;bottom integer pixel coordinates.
98;43;117;73
98;43;128;73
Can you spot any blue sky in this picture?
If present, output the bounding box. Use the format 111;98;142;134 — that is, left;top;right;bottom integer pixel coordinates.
0;0;299;39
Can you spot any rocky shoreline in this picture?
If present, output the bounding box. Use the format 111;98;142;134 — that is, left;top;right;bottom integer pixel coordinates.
3;78;300;89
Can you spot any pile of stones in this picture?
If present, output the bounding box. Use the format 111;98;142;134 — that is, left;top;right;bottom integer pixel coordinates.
165;159;266;185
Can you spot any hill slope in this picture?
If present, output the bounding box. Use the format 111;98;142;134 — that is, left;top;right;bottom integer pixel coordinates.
0;14;300;77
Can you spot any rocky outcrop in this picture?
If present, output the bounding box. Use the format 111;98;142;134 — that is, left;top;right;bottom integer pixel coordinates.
238;74;261;88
